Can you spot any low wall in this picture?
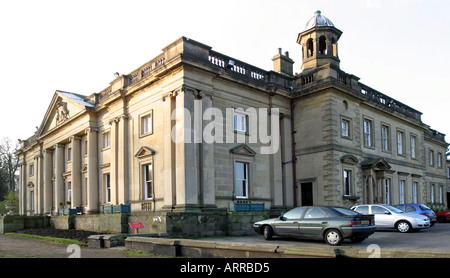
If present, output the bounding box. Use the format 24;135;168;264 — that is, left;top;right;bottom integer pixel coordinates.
128;211;269;237
0;215;50;234
2;211;271;237
50;214;129;234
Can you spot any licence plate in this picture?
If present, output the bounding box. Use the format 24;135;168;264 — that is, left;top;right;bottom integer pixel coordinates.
361;220;369;225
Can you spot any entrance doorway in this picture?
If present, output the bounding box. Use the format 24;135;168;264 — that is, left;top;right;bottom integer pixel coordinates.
300;182;313;206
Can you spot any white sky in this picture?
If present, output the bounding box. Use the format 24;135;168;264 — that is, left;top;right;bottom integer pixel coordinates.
1;0;449;146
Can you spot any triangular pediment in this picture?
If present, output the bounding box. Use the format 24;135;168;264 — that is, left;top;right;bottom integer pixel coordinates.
135;146;156;158
38;90;93;136
229;144;256;156
361;157;391;170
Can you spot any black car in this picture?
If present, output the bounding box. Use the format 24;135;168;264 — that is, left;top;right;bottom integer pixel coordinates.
253;206;376;246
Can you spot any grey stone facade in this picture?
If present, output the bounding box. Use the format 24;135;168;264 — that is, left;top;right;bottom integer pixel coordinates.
15;11;448;236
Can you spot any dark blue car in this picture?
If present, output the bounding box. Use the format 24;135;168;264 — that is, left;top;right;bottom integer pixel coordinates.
394;204;436;226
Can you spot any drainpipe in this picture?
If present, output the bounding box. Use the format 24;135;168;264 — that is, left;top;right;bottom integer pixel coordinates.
290;98;297;206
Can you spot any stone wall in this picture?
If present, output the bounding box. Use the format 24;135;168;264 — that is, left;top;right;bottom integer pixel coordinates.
2;211;270;237
0;215;50;234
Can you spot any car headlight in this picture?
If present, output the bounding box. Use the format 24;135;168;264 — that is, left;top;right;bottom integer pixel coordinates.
413;217;423;222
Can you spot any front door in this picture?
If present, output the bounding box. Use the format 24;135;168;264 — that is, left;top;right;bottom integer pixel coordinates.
301;182;313;206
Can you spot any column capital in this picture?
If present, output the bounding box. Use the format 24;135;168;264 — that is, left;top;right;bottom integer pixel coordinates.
54;143;65;149
34;153;43;160
108;114;128;125
69;135;82;142
85;127;99;134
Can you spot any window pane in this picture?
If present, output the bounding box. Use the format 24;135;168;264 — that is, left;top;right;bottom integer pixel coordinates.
343;170;351;196
372;206;387;214
397;132;403;155
399;180;405;204
234;162;248;198
144;164;152;199
382;126;389;151
304;207;327;219
142;115;152;135
283;207;306;219
354;206;369;214
411;136;416;158
235;162;244;180
341;120;349;137
105;174;111;203
234;113;246;132
405;205;415;212
364;120;372;146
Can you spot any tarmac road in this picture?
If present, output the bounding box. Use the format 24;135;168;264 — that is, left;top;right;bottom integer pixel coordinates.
199;222;450;257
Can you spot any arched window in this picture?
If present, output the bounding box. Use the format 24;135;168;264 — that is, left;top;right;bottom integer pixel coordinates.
319;36;327;55
307;39;314;57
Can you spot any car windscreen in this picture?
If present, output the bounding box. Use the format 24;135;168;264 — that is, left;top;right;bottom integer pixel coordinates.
419;204;432;211
331;207;360;216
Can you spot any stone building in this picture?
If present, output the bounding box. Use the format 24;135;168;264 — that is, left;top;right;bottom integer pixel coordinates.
15;11;449;235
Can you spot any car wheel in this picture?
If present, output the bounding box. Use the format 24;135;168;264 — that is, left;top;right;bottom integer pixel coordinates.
263;225;273;240
325;229;342;246
396;221;411;233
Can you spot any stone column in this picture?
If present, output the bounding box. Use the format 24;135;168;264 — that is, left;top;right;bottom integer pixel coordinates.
43;149;53;215
117;115;129;205
70;136;81;208
19;160;26;215
34;153;43;215
86;128;99;213
368;174;374;204
269;108;283;208
281;115;293;207
174;88;199;211
162;93;175;210
200;94;216;208
109;119;118;204
54;144;65;213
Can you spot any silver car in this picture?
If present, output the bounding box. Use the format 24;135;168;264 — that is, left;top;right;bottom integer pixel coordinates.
351;204;430;233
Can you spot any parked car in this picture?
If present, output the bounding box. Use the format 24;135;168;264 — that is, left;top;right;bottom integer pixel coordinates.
436;210;450;223
393;204;436;226
351;204;430;233
252;206;376;246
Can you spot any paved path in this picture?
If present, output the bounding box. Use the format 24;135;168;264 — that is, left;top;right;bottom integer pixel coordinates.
0;234;145;258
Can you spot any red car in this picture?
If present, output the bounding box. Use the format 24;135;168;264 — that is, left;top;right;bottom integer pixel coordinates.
436;210;450;223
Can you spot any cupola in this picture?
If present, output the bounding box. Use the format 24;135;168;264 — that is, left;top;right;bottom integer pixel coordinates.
297;11;342;71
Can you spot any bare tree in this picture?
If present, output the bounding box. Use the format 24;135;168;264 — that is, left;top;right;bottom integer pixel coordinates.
0;137;19;192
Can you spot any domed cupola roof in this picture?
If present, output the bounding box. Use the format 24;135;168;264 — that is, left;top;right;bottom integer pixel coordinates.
303;10;335;31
